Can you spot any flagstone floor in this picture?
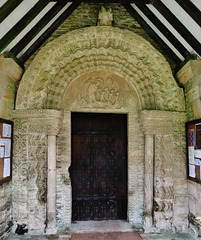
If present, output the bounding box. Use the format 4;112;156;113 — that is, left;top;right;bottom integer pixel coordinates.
8;220;198;240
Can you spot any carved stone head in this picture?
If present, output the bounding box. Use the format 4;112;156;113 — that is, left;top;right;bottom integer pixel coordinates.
97;6;113;26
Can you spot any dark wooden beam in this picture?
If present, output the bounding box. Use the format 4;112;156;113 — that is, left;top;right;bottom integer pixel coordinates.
19;3;80;64
175;0;201;27
151;0;201;57
10;2;68;56
135;3;190;59
0;0;23;23
123;3;181;65
50;0;151;3
0;0;50;53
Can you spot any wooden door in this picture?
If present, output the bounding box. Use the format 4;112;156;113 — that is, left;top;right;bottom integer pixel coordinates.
71;113;127;221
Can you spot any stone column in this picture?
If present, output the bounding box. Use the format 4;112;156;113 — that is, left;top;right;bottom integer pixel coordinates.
13;109;63;234
0;54;23;119
144;134;154;231
176;58;201;121
46;135;57;234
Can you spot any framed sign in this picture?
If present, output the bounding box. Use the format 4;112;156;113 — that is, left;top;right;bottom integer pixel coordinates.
186;119;201;183
0;118;13;184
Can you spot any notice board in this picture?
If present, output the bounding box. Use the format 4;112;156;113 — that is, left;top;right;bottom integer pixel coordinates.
186;119;201;182
0;118;13;184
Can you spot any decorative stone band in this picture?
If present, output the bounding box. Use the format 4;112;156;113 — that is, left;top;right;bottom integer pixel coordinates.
13;109;63;135
140;110;186;135
16;27;185;112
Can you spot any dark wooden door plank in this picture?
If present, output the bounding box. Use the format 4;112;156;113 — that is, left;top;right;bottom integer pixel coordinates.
71;113;127;221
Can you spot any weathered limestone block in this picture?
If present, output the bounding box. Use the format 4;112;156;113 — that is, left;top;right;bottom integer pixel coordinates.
0;182;12;240
176;59;201;121
0;54;23;119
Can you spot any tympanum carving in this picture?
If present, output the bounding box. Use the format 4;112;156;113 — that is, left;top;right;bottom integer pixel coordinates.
80;76;122;108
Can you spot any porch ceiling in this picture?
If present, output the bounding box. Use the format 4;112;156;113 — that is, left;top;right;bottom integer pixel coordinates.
0;0;200;68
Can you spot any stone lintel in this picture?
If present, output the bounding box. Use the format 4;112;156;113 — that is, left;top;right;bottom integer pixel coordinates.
140;110;186;135
13;109;63;135
176;60;201;86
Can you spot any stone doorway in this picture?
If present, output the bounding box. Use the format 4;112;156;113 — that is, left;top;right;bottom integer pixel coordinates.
13;27;187;234
71;112;128;221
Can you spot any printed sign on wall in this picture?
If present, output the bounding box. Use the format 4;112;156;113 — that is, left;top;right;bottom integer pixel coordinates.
0;119;13;184
186;120;201;183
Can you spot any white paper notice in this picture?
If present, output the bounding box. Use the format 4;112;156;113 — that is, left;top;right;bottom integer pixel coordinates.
195;149;201;158
0;139;11;157
3;158;10;178
189;164;196;178
195;158;201;166
189;146;195;164
2;123;11;138
0;147;4;158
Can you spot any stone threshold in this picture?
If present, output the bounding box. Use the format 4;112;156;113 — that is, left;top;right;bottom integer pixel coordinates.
70;220;135;233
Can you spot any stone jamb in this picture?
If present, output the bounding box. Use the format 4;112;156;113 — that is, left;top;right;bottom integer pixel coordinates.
140;110;187;232
13;109;63;234
62;108;143;227
46;135;57;234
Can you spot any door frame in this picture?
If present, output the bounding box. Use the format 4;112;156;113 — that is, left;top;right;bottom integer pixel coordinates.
71;112;128;221
63;109;143;226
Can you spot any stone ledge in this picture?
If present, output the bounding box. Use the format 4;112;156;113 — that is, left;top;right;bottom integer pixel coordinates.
13;109;63;119
13;109;63;135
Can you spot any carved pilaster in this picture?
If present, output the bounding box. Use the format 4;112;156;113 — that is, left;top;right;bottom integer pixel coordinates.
144;134;154;232
46;135;57;234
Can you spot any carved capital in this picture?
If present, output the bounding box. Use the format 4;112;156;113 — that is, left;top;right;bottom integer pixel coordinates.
140;110;186;135
13;109;63;135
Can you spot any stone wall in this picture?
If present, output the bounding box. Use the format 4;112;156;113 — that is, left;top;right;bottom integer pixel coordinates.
0;55;23;240
176;58;201;238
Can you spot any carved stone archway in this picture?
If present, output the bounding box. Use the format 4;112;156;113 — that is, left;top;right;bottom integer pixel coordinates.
13;27;187;234
16;26;185;112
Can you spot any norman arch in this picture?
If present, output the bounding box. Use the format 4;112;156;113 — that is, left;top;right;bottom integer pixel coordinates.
16;26;185;111
13;26;187;234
